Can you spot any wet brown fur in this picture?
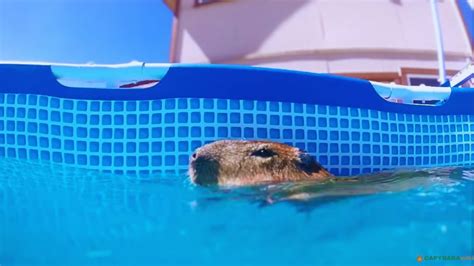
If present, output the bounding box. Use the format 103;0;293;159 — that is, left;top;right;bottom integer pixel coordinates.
189;140;332;186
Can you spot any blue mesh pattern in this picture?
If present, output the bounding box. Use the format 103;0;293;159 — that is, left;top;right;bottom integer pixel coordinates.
0;93;473;176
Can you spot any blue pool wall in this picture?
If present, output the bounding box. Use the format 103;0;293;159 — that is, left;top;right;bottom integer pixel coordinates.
0;64;473;176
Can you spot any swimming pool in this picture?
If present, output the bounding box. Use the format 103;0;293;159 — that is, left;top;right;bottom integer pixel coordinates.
0;158;472;265
1;63;473;176
0;63;473;265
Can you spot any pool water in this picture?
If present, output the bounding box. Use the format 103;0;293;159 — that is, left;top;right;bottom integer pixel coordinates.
0;158;472;265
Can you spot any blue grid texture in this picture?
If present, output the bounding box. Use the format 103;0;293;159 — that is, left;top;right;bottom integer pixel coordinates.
0;93;473;176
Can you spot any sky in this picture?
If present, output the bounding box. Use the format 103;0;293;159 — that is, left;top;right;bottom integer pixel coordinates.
0;0;472;65
0;0;173;64
457;0;474;46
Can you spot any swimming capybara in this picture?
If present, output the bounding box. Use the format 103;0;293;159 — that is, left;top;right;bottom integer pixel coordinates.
189;140;332;186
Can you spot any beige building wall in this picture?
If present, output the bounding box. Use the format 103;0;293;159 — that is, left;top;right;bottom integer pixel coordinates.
166;0;473;84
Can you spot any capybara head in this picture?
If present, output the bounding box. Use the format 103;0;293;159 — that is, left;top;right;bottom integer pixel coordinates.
189;140;332;186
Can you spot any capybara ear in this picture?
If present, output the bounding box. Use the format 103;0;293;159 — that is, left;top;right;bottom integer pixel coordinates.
298;153;324;174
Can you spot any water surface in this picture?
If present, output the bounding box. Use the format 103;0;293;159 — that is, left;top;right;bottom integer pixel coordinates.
0;158;472;265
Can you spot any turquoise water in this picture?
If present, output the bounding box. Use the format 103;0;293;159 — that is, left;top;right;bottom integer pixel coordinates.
0;158;472;265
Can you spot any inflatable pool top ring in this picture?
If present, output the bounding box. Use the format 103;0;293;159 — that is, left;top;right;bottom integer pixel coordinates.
0;62;473;176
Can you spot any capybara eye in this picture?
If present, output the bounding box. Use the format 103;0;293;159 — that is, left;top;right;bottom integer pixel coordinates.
251;148;276;158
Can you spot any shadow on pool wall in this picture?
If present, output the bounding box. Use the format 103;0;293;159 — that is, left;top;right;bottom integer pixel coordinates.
0;63;473;176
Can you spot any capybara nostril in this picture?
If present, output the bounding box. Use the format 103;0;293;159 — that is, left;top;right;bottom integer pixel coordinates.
189;156;219;185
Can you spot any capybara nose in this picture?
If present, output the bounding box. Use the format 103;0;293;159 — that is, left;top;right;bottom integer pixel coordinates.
189;155;219;185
